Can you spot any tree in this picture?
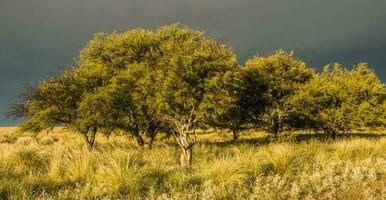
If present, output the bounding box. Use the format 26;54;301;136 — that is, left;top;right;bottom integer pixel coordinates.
75;29;163;147
11;28;164;149
9;69;103;149
154;24;237;165
202;66;270;140
292;63;386;138
244;50;315;137
77;63;162;149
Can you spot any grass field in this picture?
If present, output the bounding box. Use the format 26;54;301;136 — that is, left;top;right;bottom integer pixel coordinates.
0;127;385;200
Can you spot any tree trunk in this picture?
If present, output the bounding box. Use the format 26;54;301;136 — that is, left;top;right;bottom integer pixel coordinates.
331;131;337;139
180;148;193;166
84;139;94;150
232;129;239;140
329;129;337;139
133;134;145;147
83;127;97;150
324;127;337;139
271;109;282;139
143;133;155;150
273;126;279;139
175;130;196;166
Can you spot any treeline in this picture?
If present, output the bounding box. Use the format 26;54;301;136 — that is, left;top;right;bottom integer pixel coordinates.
9;24;386;166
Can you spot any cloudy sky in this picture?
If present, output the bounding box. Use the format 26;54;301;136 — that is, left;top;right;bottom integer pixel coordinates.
1;0;385;125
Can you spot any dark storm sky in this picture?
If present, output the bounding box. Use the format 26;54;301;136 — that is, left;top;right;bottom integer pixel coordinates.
1;0;386;125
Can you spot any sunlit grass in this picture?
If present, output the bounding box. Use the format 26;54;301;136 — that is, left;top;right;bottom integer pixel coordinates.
0;127;385;199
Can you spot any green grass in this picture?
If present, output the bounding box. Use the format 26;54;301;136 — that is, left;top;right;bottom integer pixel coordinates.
0;127;385;199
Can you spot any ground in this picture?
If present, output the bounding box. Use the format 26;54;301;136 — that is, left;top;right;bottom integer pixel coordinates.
0;127;385;200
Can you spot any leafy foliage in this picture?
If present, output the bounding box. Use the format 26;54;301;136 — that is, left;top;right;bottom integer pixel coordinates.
153;24;238;165
202;66;270;139
244;50;315;136
292;63;386;136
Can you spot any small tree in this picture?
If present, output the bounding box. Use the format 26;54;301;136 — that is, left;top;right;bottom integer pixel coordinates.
75;29;163;147
244;50;315;137
9;69;102;149
77;64;162;149
203;66;270;140
292;63;386;138
154;24;237;165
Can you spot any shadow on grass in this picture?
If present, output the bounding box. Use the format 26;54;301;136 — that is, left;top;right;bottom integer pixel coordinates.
198;137;270;147
291;132;386;143
196;132;386;147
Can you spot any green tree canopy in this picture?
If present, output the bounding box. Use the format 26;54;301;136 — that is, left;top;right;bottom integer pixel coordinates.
153;24;238;165
77;63;162;148
244;50;315;137
10;28;163;148
9;68;105;148
292;63;386;137
202;65;270;140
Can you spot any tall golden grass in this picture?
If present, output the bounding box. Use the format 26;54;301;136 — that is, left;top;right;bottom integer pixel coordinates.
0;127;385;199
